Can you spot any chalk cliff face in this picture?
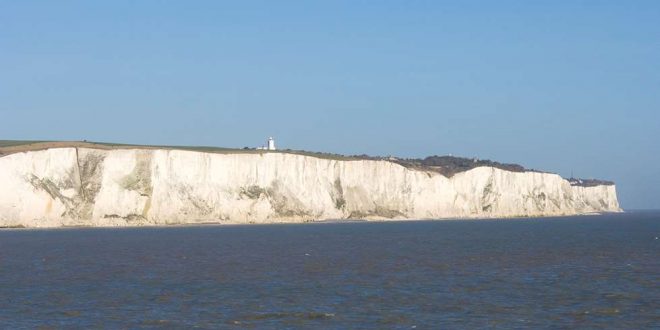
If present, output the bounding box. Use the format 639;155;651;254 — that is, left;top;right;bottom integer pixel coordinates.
0;148;621;228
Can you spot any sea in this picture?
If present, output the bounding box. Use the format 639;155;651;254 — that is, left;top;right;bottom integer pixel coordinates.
0;211;658;329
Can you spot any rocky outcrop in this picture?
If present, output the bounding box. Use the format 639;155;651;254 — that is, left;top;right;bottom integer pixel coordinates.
0;148;621;228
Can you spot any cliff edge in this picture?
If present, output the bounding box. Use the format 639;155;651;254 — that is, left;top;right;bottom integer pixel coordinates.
0;143;621;228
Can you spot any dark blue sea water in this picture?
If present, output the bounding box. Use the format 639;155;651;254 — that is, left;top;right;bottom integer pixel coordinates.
0;212;658;329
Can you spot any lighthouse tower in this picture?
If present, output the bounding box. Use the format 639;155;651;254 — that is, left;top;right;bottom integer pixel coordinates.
267;137;276;150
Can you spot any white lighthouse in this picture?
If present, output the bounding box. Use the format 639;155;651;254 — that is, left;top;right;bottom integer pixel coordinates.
267;137;276;150
256;137;277;150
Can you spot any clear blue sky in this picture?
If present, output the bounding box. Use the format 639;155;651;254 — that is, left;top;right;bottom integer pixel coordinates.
1;1;658;209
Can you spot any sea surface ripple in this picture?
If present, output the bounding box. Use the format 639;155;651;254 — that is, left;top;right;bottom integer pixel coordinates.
0;212;658;329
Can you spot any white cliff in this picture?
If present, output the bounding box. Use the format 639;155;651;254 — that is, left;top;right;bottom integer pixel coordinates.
0;147;621;228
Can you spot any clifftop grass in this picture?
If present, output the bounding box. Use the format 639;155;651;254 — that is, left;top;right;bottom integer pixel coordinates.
0;140;614;185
